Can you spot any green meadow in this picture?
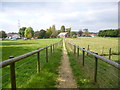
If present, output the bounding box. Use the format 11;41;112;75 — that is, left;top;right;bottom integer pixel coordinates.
1;38;62;88
65;37;119;88
66;37;119;62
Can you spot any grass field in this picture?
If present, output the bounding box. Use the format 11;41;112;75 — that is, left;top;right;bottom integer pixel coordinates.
66;37;119;61
1;38;62;88
1;38;61;60
65;38;119;88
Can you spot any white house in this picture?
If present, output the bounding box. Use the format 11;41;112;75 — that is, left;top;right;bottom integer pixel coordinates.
58;32;68;38
7;33;20;40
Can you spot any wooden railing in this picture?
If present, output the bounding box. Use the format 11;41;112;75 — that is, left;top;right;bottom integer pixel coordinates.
65;40;120;88
0;39;62;89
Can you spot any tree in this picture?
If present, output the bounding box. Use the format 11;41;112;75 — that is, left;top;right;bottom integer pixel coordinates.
24;27;34;38
78;30;83;36
83;29;89;35
98;29;119;37
83;29;88;32
0;30;7;38
51;25;58;37
34;31;40;38
19;27;26;37
70;31;77;37
66;28;71;33
60;25;65;32
39;29;46;38
45;27;52;38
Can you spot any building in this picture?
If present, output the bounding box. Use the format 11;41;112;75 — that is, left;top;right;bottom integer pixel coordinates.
7;32;20;40
58;32;68;38
86;34;97;37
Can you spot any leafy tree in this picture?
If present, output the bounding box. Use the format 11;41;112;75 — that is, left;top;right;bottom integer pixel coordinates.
34;31;40;38
70;31;77;37
118;29;120;37
19;27;26;37
45;27;52;38
60;25;65;32
0;30;7;38
66;28;71;37
78;30;83;36
66;28;71;33
83;29;88;32
98;29;119;37
39;29;46;38
51;25;58;37
24;27;34;38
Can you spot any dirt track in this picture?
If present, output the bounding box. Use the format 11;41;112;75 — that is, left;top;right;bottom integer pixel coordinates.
57;39;77;88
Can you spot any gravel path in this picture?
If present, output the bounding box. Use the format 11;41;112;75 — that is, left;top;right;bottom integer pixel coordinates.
57;39;77;88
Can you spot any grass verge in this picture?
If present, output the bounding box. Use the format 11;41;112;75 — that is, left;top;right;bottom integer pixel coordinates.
66;41;119;88
67;51;98;88
22;46;62;88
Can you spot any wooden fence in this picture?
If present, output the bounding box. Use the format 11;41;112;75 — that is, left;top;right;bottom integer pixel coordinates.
65;40;120;88
0;39;62;89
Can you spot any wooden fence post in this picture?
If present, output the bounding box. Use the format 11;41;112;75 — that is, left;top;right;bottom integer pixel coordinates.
102;47;104;55
9;56;16;89
82;48;85;66
50;46;52;56
46;47;48;62
109;48;111;60
74;45;76;54
37;52;40;73
94;53;98;82
77;46;79;58
87;45;90;55
53;45;54;52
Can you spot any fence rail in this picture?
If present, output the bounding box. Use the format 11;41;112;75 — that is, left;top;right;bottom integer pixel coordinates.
67;41;120;70
65;40;120;88
0;39;62;89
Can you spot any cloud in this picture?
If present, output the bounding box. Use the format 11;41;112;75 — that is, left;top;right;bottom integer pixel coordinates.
0;2;118;33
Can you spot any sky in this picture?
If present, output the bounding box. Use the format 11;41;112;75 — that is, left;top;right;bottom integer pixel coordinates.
0;0;119;33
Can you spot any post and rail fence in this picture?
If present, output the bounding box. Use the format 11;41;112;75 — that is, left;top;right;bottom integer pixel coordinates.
0;39;62;89
65;40;120;88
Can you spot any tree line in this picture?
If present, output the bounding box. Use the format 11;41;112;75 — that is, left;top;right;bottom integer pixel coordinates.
0;26;89;39
98;29;120;37
18;25;72;38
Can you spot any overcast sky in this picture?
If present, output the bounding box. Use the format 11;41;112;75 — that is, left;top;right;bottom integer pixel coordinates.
0;0;119;33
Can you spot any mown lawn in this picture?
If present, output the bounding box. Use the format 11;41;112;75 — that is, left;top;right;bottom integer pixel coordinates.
66;37;119;61
1;38;61;60
1;38;62;88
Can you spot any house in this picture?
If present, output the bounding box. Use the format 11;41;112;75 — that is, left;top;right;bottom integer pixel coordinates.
58;32;68;38
7;32;20;40
86;34;97;37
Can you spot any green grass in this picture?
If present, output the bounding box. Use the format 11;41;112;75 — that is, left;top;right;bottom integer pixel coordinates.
1;38;62;88
1;38;61;60
66;37;119;61
22;45;62;88
65;41;119;88
66;43;97;88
